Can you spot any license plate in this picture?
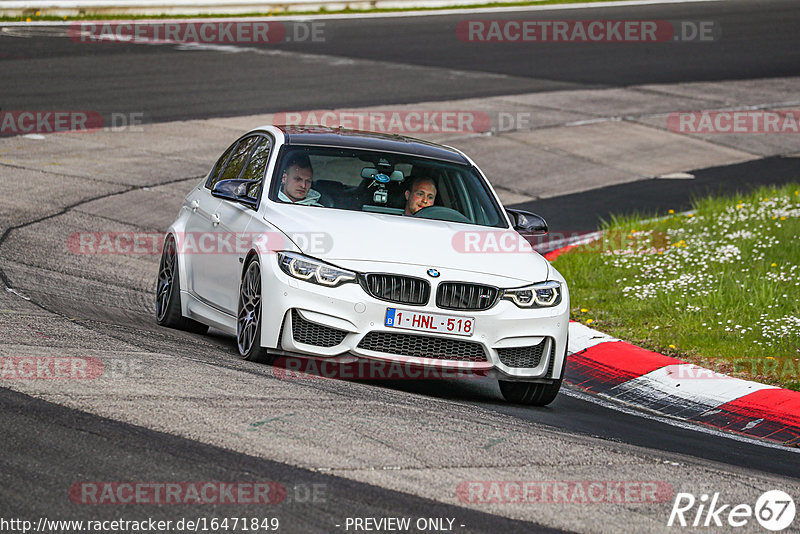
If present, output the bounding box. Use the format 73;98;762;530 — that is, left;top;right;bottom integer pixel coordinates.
385;308;475;337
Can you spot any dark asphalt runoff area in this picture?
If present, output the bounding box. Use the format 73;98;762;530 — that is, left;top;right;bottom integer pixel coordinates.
2;0;800;530
514;155;800;233
0;387;558;534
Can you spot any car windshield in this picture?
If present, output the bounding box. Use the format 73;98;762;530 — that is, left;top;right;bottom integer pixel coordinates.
269;146;508;228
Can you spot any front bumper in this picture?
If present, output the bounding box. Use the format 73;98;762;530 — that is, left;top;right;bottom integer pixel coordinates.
259;256;570;380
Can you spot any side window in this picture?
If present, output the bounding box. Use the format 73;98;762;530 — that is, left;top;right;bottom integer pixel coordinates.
241;137;271;198
218;136;261;183
206;142;238;190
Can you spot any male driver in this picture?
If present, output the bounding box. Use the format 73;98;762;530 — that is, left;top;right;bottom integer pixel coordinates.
404;177;437;215
279;153;323;206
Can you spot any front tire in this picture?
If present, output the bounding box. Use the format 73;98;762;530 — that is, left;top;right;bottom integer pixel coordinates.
499;379;562;406
155;235;208;334
237;257;271;363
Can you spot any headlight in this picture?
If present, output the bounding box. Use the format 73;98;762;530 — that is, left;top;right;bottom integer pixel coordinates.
501;281;561;308
277;252;357;287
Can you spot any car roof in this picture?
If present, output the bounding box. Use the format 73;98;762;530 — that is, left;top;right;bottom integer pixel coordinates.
273;125;470;165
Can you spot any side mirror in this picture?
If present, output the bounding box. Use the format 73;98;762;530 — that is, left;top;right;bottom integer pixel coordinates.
506;209;548;235
211;179;258;208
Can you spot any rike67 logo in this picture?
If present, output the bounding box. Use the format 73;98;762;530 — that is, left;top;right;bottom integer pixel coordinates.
668;490;796;531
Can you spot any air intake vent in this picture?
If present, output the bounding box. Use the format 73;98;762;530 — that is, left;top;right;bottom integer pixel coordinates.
546;342;556;377
496;338;549;369
291;309;347;348
357;331;487;362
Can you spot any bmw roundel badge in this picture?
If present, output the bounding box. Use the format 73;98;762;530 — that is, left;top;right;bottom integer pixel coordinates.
427;268;440;278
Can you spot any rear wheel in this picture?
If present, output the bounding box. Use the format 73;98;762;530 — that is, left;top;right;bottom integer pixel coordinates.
237;257;271;362
155;235;208;334
499;379;562;406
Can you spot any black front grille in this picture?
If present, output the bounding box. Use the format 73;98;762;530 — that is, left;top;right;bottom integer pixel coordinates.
496;338;549;368
361;274;430;306
436;282;499;311
357;331;487;362
291;309;347;348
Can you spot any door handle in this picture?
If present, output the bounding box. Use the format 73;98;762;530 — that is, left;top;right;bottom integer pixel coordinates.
211;213;221;226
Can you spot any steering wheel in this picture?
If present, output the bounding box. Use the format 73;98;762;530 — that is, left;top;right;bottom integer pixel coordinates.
412;206;471;224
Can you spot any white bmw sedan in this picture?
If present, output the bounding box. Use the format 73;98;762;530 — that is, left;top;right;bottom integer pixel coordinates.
156;125;569;405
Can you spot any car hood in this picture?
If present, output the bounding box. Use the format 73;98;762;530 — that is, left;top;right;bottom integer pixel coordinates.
265;205;550;285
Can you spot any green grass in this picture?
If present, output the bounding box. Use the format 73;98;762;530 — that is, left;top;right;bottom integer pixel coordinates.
2;0;650;22
552;184;800;391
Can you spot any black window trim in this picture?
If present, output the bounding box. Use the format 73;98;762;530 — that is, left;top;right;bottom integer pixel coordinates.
251;133;274;211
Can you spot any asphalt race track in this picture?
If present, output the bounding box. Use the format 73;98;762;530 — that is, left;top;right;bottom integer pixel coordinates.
1;0;800;532
1;0;798;121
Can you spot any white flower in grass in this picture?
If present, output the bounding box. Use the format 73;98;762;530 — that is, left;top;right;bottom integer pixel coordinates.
725;229;756;240
757;315;800;344
711;244;742;263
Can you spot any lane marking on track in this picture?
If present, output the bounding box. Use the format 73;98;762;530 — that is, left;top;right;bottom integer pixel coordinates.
6;287;30;300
